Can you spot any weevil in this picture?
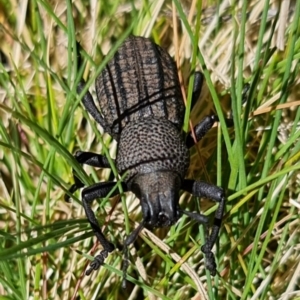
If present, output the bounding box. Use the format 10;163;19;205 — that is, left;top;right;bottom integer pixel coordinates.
66;36;225;286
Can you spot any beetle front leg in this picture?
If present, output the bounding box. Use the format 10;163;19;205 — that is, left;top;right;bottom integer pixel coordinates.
182;179;225;276
81;181;128;275
65;151;114;201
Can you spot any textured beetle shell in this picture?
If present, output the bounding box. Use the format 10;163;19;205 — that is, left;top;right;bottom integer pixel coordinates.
95;36;185;141
116;117;190;182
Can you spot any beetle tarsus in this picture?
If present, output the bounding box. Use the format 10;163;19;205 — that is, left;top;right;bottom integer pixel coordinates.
86;249;110;275
201;248;217;276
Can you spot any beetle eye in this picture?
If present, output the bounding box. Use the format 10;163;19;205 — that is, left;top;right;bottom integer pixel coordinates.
131;182;141;198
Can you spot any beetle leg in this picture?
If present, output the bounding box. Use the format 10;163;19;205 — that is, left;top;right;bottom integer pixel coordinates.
65;151;114;202
77;80;108;130
190;71;204;110
81;181;128;275
180;210;209;224
182;179;225;276
186;115;218;148
73;150;112;167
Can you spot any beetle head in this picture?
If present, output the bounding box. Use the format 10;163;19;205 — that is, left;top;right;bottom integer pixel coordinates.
130;171;182;228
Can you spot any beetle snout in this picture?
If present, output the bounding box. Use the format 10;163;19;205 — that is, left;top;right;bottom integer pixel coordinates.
141;189;179;228
130;171;182;228
146;210;173;228
142;190;180;228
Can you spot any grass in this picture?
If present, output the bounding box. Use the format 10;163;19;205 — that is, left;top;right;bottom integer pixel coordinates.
0;0;300;299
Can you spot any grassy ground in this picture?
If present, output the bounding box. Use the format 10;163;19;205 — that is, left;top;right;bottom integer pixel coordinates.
0;0;300;299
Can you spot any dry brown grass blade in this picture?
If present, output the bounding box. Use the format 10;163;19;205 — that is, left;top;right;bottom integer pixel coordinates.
137;226;209;300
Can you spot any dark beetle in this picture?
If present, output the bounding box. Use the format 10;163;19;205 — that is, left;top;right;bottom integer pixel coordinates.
67;36;225;285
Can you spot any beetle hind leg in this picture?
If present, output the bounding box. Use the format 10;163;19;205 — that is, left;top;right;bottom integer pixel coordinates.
190;71;204;110
186;115;218;148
